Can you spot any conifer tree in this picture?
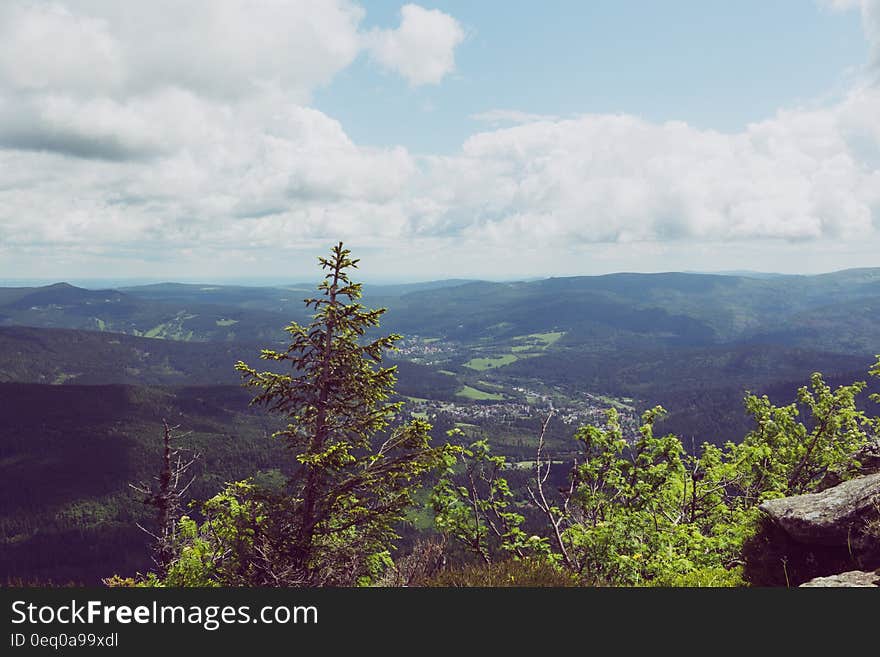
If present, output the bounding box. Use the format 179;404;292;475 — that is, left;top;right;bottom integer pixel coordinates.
158;243;452;586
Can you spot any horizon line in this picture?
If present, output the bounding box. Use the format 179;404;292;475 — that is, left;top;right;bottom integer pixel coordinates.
1;265;879;289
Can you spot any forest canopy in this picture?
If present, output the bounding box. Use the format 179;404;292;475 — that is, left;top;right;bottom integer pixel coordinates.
108;244;880;588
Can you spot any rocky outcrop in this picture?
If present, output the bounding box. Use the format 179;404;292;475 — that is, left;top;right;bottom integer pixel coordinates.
758;472;880;549
744;472;880;586
800;570;880;587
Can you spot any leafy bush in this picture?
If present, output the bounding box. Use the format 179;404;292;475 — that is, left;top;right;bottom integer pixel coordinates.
644;566;746;588
432;360;880;587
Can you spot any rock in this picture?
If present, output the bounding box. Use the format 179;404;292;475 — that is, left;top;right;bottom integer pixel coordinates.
758;472;880;547
747;472;880;585
741;515;864;587
800;570;880;587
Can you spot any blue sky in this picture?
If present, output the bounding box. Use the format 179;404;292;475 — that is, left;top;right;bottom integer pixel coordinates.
319;1;867;154
0;1;878;283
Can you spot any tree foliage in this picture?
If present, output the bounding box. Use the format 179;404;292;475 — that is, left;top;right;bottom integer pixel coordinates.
433;361;880;586
432;434;550;565
150;243;454;586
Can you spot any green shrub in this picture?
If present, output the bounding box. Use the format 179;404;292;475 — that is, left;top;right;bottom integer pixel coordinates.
645;566;746;587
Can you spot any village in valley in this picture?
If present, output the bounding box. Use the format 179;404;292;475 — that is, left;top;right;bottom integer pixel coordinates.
389;335;642;447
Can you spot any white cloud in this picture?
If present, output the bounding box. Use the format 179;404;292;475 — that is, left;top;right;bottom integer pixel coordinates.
0;1;436;261
0;1;463;160
1;1;879;279
0;1;372;102
0;90;416;248
3;81;880;274
0;0;457;264
0;3;125;94
413;87;880;247
470;109;561;126
365;4;465;85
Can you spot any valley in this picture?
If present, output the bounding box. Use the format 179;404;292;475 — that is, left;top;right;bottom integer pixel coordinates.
2;268;879;583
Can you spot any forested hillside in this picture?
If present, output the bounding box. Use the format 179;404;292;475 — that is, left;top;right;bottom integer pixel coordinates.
2;265;880;584
0;383;286;584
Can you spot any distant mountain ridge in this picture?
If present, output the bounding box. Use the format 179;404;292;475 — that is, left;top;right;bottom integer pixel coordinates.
0;282;296;343
378;267;880;351
4;268;880;352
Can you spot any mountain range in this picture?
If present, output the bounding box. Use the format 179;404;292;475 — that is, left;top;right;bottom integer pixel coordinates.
2;267;879;583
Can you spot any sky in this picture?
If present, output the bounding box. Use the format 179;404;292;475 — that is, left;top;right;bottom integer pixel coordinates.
0;1;879;284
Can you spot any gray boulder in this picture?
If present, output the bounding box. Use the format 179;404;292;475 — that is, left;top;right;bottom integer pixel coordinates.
758;472;880;547
800;570;880;587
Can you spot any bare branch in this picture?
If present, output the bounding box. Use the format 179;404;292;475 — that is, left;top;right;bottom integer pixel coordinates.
529;411;578;572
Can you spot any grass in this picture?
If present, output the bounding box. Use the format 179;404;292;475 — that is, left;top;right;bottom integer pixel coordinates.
531;331;564;345
143;319;195;341
464;354;518;370
456;385;505;401
596;394;635;410
144;323;168;338
512;331;565;348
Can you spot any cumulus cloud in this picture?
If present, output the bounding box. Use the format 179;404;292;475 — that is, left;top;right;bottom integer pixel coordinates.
0;1;462;161
413;88;880;246
0;91;416;248
0;3;125;94
365;4;465;85
470;110;561;126
0;0;445;263
1;1;879;279
0;1;370;101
